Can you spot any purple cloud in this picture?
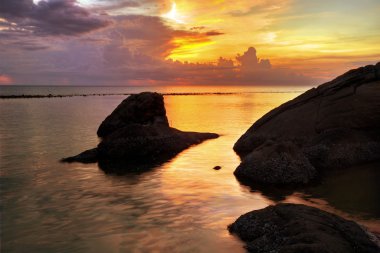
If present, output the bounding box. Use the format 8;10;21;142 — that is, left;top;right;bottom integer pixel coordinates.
0;0;110;36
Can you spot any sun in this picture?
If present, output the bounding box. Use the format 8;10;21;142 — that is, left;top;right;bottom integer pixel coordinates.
163;2;185;24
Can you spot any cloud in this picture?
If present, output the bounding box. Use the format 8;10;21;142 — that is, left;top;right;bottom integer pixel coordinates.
228;2;283;17
11;40;50;51
160;47;313;86
204;31;224;36
0;7;317;87
236;47;272;71
0;74;13;85
0;0;111;36
90;0;140;11
190;26;206;31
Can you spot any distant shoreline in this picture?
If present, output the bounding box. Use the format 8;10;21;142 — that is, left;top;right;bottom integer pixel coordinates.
0;91;303;99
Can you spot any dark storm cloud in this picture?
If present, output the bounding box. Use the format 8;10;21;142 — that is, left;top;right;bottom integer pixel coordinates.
0;0;111;36
0;0;34;17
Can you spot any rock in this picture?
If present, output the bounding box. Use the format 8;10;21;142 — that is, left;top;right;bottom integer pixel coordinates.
235;141;316;184
97;124;218;163
234;63;380;185
228;203;380;253
97;92;169;138
213;166;222;170
61;148;98;163
62;92;219;169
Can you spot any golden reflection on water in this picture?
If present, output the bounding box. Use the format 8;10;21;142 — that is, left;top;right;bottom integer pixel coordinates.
160;94;297;202
3;92;379;253
157;94;298;239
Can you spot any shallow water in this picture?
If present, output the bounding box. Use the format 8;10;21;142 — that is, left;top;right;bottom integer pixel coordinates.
1;90;379;252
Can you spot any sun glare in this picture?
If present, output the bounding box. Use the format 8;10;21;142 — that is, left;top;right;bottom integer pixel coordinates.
163;2;185;24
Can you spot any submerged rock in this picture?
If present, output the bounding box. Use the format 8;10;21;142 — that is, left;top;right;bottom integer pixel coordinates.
234;63;380;185
228;203;380;253
62;92;218;169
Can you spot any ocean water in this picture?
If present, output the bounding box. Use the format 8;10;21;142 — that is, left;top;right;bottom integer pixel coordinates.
0;85;306;96
1;86;379;253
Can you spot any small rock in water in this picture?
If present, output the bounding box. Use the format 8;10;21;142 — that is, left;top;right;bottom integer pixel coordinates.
213;166;222;170
62;92;219;172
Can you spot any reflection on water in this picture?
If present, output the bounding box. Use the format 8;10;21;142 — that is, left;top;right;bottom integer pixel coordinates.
1;92;379;252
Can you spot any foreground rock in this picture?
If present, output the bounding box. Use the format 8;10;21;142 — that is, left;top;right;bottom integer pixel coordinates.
62;92;218;169
228;204;380;253
234;63;380;185
97;91;169;138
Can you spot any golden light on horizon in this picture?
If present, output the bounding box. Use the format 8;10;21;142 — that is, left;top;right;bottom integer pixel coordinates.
156;0;380;80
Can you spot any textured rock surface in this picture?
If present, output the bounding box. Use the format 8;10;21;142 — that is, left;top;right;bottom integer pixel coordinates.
235;141;316;184
228;203;380;253
97;92;169;138
62;92;218;169
234;63;380;185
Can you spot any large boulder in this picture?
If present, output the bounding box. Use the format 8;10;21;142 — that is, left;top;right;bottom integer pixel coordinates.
228;203;380;253
234;63;380;185
62;92;218;169
97;92;169;138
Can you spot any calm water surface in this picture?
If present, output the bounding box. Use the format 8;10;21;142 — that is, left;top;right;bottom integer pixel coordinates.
1;87;379;252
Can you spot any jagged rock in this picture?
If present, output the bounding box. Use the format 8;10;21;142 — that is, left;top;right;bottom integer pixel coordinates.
63;92;218;169
228;203;380;253
234;63;380;185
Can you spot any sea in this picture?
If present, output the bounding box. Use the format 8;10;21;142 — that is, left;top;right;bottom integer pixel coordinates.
1;85;379;253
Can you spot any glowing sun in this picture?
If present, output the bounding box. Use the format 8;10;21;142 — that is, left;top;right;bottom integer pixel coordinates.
163;2;185;24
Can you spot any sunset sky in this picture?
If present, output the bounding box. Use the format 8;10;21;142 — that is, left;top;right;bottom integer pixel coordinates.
0;0;379;86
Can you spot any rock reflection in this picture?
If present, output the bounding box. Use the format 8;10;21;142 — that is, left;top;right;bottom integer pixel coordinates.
303;162;380;218
98;159;163;175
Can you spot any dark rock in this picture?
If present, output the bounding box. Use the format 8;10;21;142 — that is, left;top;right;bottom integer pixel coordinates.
61;148;98;163
97;124;218;163
97;92;169;138
228;203;380;253
234;63;380;185
62;92;219;169
213;166;222;170
235;141;316;184
97;159;161;174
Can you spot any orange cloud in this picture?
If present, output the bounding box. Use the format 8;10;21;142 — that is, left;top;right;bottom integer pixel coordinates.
167;35;215;60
